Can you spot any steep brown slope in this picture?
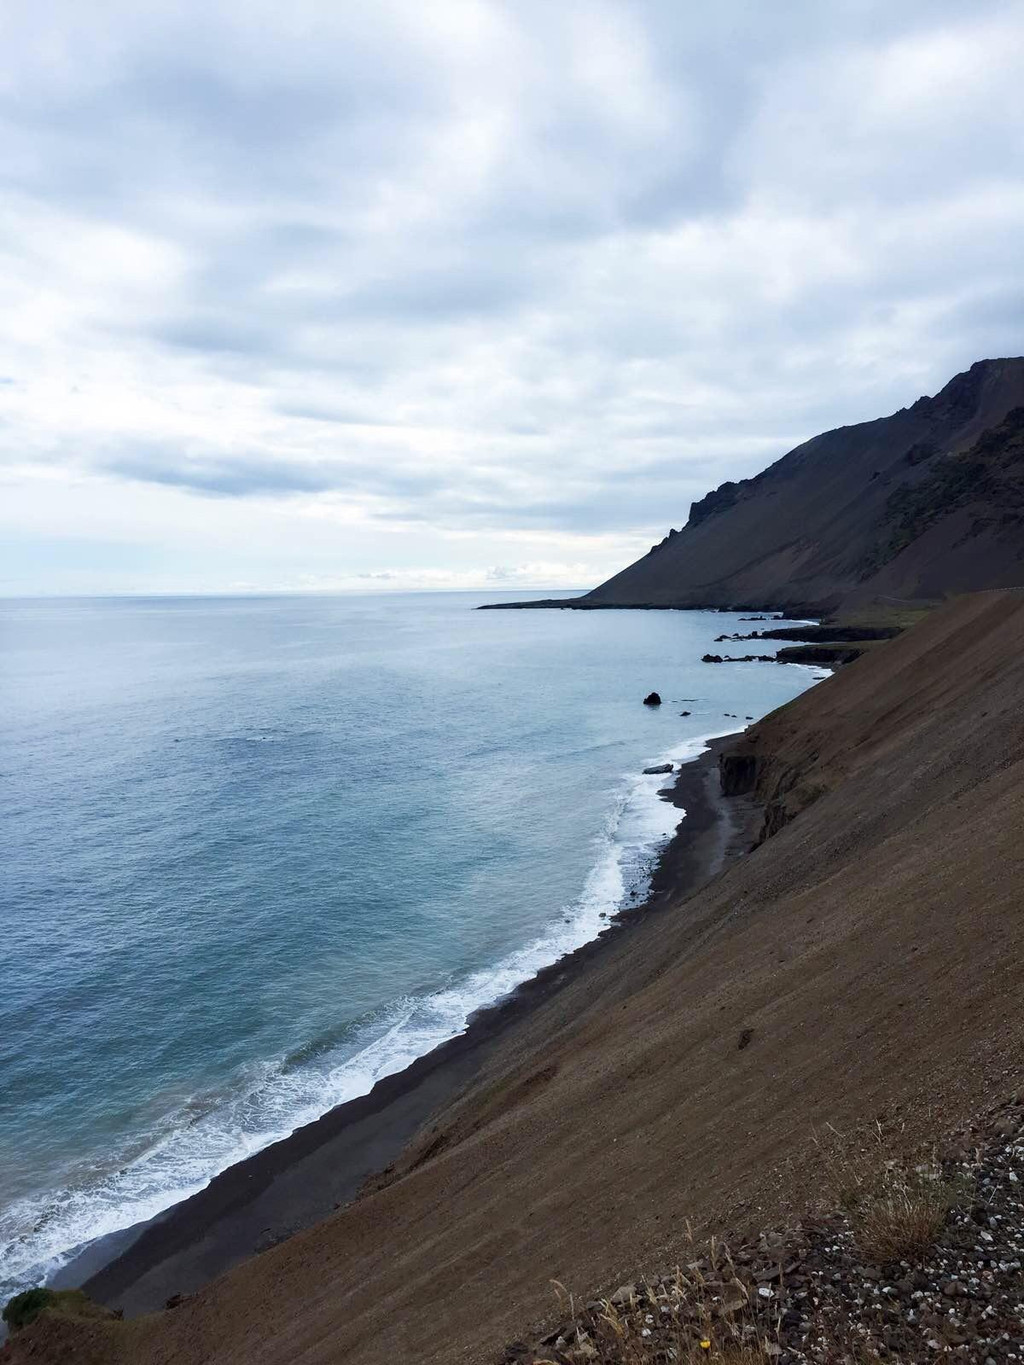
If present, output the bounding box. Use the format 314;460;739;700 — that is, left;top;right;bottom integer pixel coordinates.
584;358;1024;613
11;592;1024;1365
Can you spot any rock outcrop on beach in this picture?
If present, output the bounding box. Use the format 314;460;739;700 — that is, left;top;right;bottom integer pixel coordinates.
774;642;865;667
483;358;1024;616
17;589;1024;1365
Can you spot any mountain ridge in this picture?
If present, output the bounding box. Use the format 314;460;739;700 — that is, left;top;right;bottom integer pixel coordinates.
483;358;1024;616
585;356;1024;614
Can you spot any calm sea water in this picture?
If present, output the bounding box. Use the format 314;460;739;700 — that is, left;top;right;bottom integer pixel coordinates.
0;592;820;1299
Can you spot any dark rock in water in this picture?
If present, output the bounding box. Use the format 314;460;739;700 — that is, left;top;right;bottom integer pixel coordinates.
776;643;863;666
679;709;691;716
643;691;662;706
757;624;900;643
643;763;674;775
704;652;775;663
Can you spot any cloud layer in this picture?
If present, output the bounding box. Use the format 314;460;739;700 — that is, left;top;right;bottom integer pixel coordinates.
2;0;1023;592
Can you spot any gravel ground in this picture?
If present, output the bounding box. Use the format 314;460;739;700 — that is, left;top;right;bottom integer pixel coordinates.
507;1099;1024;1364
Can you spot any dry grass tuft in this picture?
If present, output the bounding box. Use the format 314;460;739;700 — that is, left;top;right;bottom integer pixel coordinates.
812;1120;965;1264
845;1162;960;1264
544;1236;781;1364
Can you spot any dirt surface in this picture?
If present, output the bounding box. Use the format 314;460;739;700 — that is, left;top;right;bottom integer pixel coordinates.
9;590;1024;1365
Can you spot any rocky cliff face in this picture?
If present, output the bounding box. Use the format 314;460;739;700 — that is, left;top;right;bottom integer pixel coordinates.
719;741;827;844
583;358;1024;614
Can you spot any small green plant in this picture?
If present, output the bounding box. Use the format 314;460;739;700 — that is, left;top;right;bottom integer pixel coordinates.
3;1287;58;1332
2;1286;113;1333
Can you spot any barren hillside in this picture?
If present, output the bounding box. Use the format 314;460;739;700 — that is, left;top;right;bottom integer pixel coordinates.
582;358;1024;613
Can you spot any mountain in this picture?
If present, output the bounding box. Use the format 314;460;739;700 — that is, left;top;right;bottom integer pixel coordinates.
583;357;1024;615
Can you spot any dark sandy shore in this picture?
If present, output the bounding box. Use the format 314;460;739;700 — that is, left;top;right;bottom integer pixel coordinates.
69;734;759;1318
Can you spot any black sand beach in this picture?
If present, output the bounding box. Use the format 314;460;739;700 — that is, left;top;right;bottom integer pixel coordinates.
73;733;758;1317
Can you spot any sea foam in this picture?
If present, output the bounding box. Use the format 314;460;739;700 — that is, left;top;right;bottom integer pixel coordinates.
0;730;733;1303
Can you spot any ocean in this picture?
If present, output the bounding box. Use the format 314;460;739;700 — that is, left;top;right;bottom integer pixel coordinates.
0;592;820;1302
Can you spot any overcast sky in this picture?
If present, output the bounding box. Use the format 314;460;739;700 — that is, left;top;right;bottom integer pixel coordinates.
2;0;1022;595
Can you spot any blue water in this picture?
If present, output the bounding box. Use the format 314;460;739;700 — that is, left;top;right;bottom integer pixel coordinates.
0;592;820;1299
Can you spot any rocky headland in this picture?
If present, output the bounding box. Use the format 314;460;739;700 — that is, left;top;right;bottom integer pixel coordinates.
481;358;1024;619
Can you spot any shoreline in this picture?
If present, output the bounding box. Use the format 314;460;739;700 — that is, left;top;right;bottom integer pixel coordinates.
67;732;760;1318
477;598;829;616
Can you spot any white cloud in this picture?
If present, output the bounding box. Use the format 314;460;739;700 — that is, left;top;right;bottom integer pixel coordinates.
1;0;1022;593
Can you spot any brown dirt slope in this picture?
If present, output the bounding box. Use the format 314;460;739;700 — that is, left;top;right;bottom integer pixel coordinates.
583;357;1024;614
10;590;1024;1365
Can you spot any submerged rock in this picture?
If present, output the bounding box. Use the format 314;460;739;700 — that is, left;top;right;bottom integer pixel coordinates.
643;691;662;706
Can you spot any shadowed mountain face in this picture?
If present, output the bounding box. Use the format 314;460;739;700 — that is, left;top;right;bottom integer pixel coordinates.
585;357;1024;614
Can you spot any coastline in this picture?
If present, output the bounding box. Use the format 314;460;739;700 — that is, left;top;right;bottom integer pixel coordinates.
477;598;828;616
69;732;761;1318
